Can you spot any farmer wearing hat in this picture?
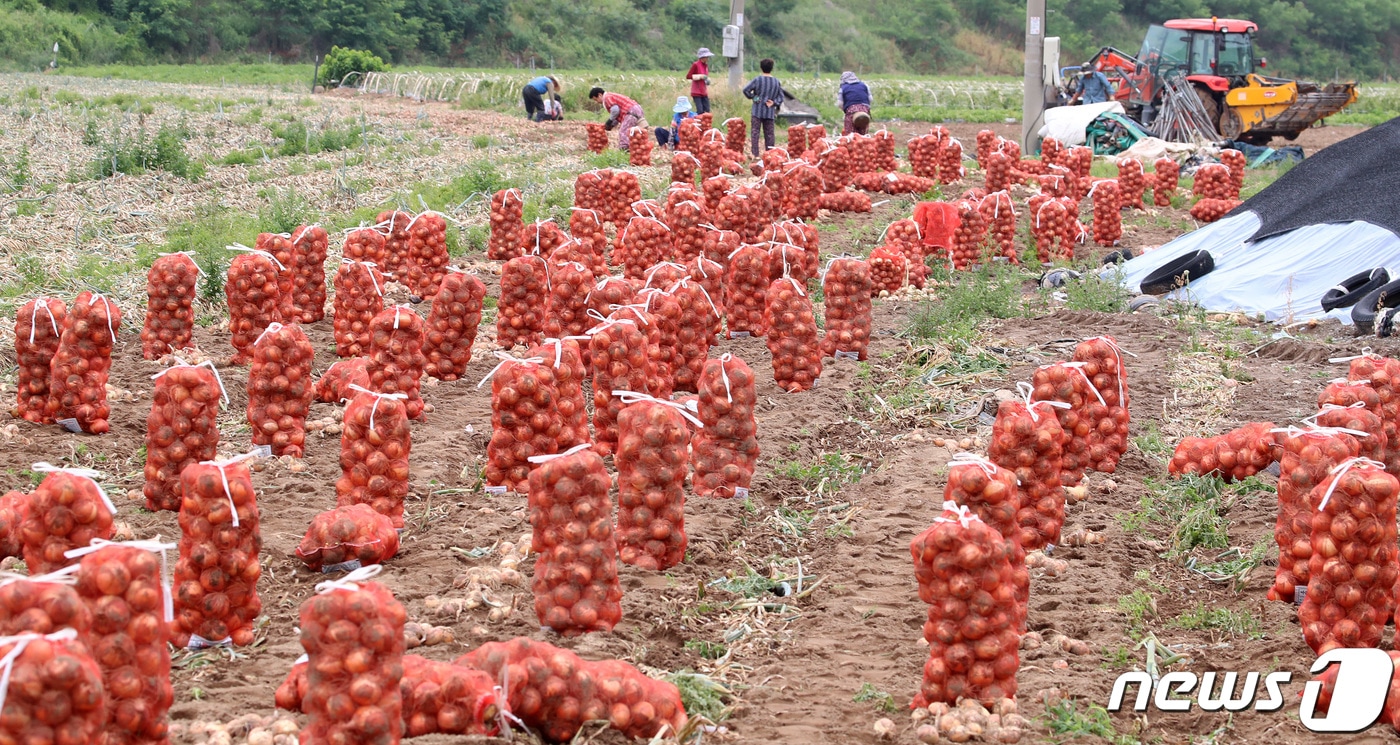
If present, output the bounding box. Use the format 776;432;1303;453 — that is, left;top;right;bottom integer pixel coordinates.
1070;63;1113;105
688;48;714;114
655;96;697;150
836;71;872;135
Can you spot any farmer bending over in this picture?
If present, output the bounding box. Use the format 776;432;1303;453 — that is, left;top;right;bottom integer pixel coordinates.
590;87;647;151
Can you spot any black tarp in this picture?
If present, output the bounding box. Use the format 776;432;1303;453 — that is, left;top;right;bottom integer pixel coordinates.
1229;116;1400;243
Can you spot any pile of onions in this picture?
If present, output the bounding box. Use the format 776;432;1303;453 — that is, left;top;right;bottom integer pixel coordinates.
1349;355;1400;473
70;540;176;742
909;134;941;179
701;174;731;210
1032;362;1111;486
568;208;609;277
247;322;314;458
1065;147;1093;197
1116;158;1147;209
1073;336;1131;472
225;250;281;365
1315;405;1388;465
817;190;873;213
1041;136;1064;167
724;244;770;337
172;458;261;647
937;139;965;184
484;355;561;494
821;257;872;360
868;244;907;295
979;191;1018;263
951;200;988;270
988;393;1069;551
400;655;499;737
974;130;998;166
871;129;897;172
1030;195;1071;264
20;467;114;575
699;137;725;180
944;456;1028;631
671;149;700;186
586;275;640;323
0;630;107;744
401;212;449;298
1220;149;1246;195
585;122;609;153
1168;422;1280;481
141;253;198;359
299;567;406;745
1299;458;1398;652
637;289;683;398
678;118;702;154
629;126;654;166
616;394;693;570
144;362;222;512
1190;198;1239;223
668;277;718;393
498;255;551;349
608;172;643;227
296;503;400;572
723;117;747;158
423;269;486;381
666;198;707;263
488;188;525;261
542;261;595;352
715;189;767;242
290;225;330;322
574;171;607;214
756;171;785;223
332;260;386;358
1090;180;1122;246
1268;427;1363;603
520;220;567;259
983;150;1013;193
526;338;591;449
526;447;623;635
338;388;412;527
910;501;1021;707
367;305;428;420
15;297;66;423
1192;164;1234;200
588;314;651;457
692;354;759;498
765;277;823;392
816;142;854;192
343;227;387;266
315;358;369;404
46;292;122;433
787;123;809;157
688;254;727;340
1152;157;1180;207
376;210;414;279
1319;379;1395;471
615;217;673;281
781;161;823;220
257;232;297;321
0;491;27;559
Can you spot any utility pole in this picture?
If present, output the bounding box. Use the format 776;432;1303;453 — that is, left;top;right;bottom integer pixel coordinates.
1022;0;1046;151
727;0;746;91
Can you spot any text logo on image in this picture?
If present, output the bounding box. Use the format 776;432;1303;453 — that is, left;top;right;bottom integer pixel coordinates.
1106;648;1394;733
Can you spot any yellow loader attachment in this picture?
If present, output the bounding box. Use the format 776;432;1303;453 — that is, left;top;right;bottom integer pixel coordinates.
1222;74;1358;141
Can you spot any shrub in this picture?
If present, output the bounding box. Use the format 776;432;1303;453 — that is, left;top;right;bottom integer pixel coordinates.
318;46;387;87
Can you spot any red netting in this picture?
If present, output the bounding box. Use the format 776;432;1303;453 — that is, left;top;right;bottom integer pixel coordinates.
1220;149;1246;195
172;459;261;647
637;289;683;399
483;356;561;494
666;196;707;263
144;363;222;512
781;161;823;220
401;655;499;737
669;277;718;393
498;255;550;350
247;322;314;458
19;470;114;576
520;220;568;258
988;397;1068;551
15;297;65;424
787;123;809;157
764;278;822;392
1072;336;1131;473
1116;158;1146;210
337;390;412;527
403;212;450;298
568;209;609;277
724;244;770;337
527;448;623;635
1190;197;1240;223
296;503;400;571
376;210;414;279
1031;363;1112;487
526;339;590;449
0;491;28;560
944;457;1028;631
332;260;386;358
615;216;672;281
1152;158;1180;207
589;316;652;457
616;397;691;570
0;631;106;745
343;227;387;266
141;253;197;359
225;252;280;365
951;200;987;270
366;305;427;420
821;257;872;360
488;189;525;261
290;225;329;323
315;359;370;404
688;254;727;341
692;354;760;498
424;270;486;381
979;191;1018;263
256;232;297;322
1269;428;1362;603
46;293;122;434
937;139;964;184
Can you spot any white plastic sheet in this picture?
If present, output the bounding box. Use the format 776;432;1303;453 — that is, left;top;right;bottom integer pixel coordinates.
1037;102;1125;147
1109;213;1400;325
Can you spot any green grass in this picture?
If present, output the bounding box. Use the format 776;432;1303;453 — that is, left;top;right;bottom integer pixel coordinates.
1117;474;1274;561
683;639;727;660
85;122;204;181
1118;589;1155;641
773;452;866;493
904;262;1025;344
1043;699;1135;745
64;63;323;89
1171;604;1265;640
852;683;897;714
1056;269;1132;313
667;671;731;723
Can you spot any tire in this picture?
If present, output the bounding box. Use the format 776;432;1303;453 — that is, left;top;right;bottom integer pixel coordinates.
1129;295;1160;312
1321;268;1389;312
1219;107;1244;139
1195;85;1221;131
1103;248;1136;266
1350;278;1400;333
1039;268;1081;289
1139;250;1215;295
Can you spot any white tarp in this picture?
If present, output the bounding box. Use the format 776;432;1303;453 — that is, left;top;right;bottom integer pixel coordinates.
1117;136;1203;164
1110;213;1400;324
1037;102;1124;146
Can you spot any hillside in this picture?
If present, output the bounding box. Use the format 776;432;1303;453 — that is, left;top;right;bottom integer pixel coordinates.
3;0;1397;80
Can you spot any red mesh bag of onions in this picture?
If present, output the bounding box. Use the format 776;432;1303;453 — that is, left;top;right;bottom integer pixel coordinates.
1029;194;1071;264
542;262;595;349
763;220;819;282
1221;149;1246;195
1193;163;1234;200
498;254;551;350
574;170;607;213
764;277;823;392
691;354;760;498
974;130;997;165
141;252;200;359
868;244;906;295
1267;425;1364;604
1347;354;1400;467
0;629;108;745
0;567;93;641
724;117;746;158
423;269;486;382
289;225;330;323
526;338;591;449
343;226;387;266
1072;336;1131;473
606;172;643;228
1190;198;1239;223
1298;457;1398;653
1031;361;1111;487
67;538;178;745
400;655;499;737
629;127;654;166
979;191;1018;263
520;220;568;258
315;358;370;404
615;217;672;281
171;456;262;648
568;208;609;277
1116;158;1147;209
489;189;525;261
482;353;562;494
699;224;739;271
671;149;700;185
983;149;1013;193
636;289;683;399
714;188;769;242
668;277;719;393
45;292;122;435
614;393;697;570
224;247;282;365
247;322;315;458
787;123;808;157
526;445;623;635
883;219;927;289
608;304;668;402
1318;378;1397;473
402;212;450;298
666;197;707;263
585;276;640;325
296;503;401;572
688;253;727;341
1313;404;1388;466
910;502;1021;708
375;209;415;280
908;134;940;179
766;243;808;285
1152;157;1179;207
725;243;770;337
820;257;872;360
587;313;652;457
943;454;1028;632
19;465;116;575
144;361;225;512
298;565;406;745
782;161;823;220
816;142;854;193
0;491;28;560
333;260;386;359
585;122;609;153
1306;649;1400;735
337;387;412;528
988;386;1070;551
15;297;65;424
255;232;297;322
643;262;688;292
366;305;428;420
950;200;988;270
699;136;725;180
1167;421;1280;481
701;174;730;209
938;139;965;184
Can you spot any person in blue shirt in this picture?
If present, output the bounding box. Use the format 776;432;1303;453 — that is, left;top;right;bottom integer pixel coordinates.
522;76;561;122
836;71;872;135
1070;63;1113;105
654;96;696;150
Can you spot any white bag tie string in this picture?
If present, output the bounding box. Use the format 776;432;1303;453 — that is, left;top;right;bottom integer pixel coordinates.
1083;335;1132;403
151;360;229;406
200;452;259;528
315;563;384;595
32;463;115;516
0;629;80;716
670;278;718;318
86;294;118;344
290;224;321;245
1327;377;1373;388
157;251;206;276
612;390;705;428
253;321;285;347
1304;402;1372;427
780;275;805;296
948;452;1000;477
527;443;594;464
1318;457;1388;510
539;337;571;369
476;353;546;390
1016;382;1070;422
226;244;286;271
719;352;734;403
1270;424;1371;440
0;564;80;587
1328;347;1379;364
609;304;650;326
347;384;408;431
933;500;979;529
341;259;385;296
65;537;177;622
695;256;720;279
27;297;59;344
644;262;687;288
1050;361;1107;407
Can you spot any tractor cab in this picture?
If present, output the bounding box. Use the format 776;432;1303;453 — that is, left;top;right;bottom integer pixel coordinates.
1135;19;1258;101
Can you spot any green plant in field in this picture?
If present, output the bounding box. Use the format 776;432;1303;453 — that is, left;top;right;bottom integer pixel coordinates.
318;46;388;87
852;683;897;713
667;671;730;722
1171;604;1264;640
1131;422;1169;460
1118;589;1155;640
903;262;1024;344
774;452;866;493
1;145;31;191
585;149;630;169
683;639;727;660
1057;270;1132;313
1043;699;1135;745
86;123;203;180
259;186;311;233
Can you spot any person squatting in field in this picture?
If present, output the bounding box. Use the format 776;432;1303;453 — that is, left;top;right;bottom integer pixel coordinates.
837;71;872;135
522;75;562;121
590;87;647;151
655;96;697;150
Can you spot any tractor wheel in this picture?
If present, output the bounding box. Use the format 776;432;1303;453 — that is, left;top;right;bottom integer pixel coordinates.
1219;107;1244;140
1194;85;1222;134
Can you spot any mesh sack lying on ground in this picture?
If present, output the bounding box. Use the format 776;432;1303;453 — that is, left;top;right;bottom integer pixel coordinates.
296;503;401;572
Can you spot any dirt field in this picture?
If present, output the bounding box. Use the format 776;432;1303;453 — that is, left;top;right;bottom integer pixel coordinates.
0;72;1389;744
